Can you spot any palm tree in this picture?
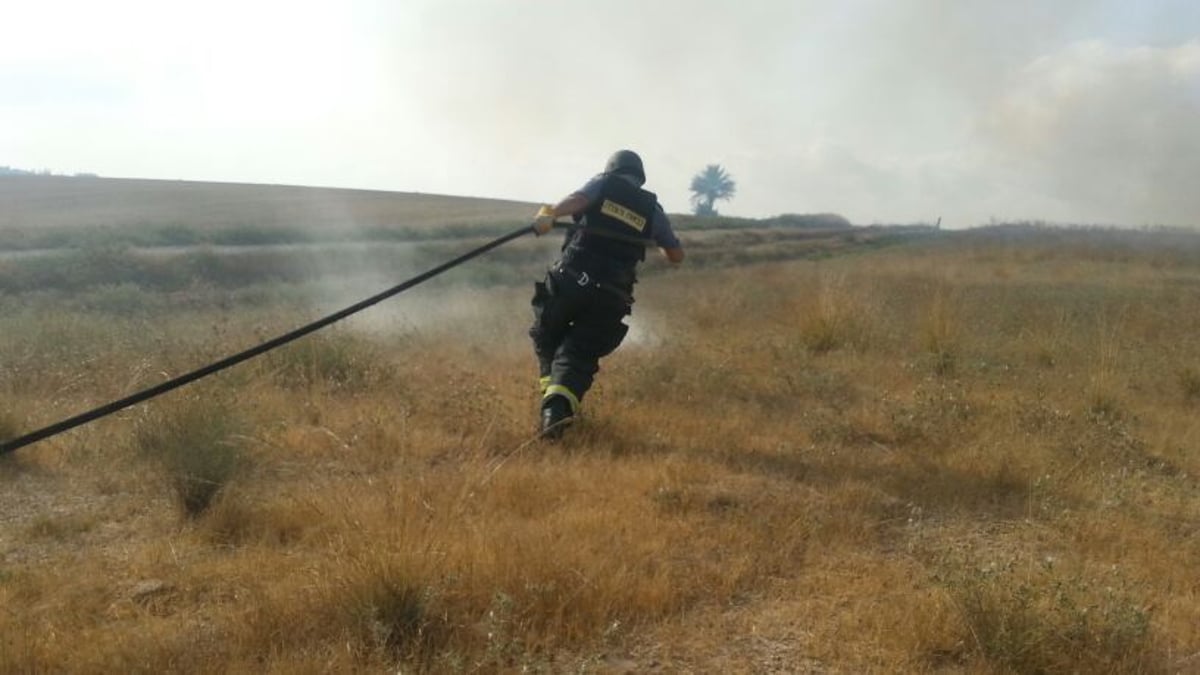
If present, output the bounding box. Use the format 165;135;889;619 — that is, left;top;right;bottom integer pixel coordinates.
689;164;736;216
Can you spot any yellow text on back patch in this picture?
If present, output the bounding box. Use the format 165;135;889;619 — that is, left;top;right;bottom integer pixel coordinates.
600;199;647;232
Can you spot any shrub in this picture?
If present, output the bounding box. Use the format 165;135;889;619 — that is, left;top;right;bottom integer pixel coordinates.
77;283;164;316
889;379;975;449
0;410;20;447
23;514;95;541
199;495;320;548
264;331;388;391
936;556;1160;673
918;286;961;375
1180;366;1200;404
797;273;867;354
341;563;446;662
133;393;249;517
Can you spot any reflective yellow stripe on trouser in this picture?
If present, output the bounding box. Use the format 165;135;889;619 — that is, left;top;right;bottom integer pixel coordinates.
539;376;551;394
543;384;580;413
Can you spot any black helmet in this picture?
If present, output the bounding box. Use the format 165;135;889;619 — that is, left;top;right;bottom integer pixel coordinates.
604;149;645;186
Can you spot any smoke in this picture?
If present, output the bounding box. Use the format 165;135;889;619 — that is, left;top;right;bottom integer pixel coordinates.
980;40;1200;226
381;1;1200;227
621;309;668;350
5;1;1198;228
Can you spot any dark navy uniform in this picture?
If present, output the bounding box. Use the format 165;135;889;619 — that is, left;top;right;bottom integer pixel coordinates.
530;171;680;431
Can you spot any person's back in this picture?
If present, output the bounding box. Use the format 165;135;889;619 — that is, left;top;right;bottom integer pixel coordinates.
528;150;684;439
559;171;659;293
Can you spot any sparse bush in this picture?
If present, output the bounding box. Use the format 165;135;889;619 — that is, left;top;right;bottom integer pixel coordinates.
1086;389;1124;420
342;563;445;662
23;514;95;541
133;393;249;517
212;224;314;246
890;379;975;448
936;556;1160;673
1180;366;1200;404
182;248;308;288
797;273;867;354
0;410;20;447
77;283;164;316
799;316;844;354
1071;403;1159;475
918;285;960;376
264;331;389;391
199;495;319;547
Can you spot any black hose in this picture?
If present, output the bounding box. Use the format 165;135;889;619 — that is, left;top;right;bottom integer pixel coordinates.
0;224;536;455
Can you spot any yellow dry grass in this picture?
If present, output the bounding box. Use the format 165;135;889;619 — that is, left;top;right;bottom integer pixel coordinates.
2;227;1200;673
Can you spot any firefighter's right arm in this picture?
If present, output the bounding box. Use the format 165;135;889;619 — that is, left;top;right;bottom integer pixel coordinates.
533;193;591;235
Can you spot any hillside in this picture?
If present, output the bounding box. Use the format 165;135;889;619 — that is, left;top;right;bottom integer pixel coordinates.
0;176;918;299
0;175;539;247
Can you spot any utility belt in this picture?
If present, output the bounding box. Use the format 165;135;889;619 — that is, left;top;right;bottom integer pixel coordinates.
551;262;634;305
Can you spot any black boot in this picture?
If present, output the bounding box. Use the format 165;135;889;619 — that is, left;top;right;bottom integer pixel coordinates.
539;395;574;440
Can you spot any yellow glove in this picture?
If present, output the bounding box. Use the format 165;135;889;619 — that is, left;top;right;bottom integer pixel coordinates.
533;204;556;235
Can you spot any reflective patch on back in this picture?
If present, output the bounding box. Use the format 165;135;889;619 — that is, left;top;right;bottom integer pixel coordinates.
600;199;647;232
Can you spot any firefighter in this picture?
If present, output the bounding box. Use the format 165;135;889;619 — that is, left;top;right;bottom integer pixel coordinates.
529;149;685;438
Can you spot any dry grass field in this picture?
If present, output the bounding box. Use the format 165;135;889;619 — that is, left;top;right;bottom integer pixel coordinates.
0;175;537;249
1;179;1198;673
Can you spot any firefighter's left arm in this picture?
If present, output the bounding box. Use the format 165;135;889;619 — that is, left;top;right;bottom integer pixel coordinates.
652;204;683;264
660;246;685;264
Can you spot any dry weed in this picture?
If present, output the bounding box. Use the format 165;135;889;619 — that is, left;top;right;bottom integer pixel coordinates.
132;390;251;517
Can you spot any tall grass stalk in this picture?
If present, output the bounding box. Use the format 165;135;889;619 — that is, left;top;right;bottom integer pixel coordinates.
918;282;961;375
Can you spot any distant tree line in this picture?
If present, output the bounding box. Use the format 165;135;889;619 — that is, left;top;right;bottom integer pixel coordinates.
0;166;46;176
0;165;97;177
674;211;853;231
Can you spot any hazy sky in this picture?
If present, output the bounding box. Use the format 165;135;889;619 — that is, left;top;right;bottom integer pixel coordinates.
3;1;1198;228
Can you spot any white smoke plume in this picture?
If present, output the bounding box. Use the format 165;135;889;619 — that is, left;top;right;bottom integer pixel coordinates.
981;40;1200;226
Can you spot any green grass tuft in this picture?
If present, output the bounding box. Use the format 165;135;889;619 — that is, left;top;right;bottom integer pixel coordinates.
133;393;250;518
1180;366;1200;404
